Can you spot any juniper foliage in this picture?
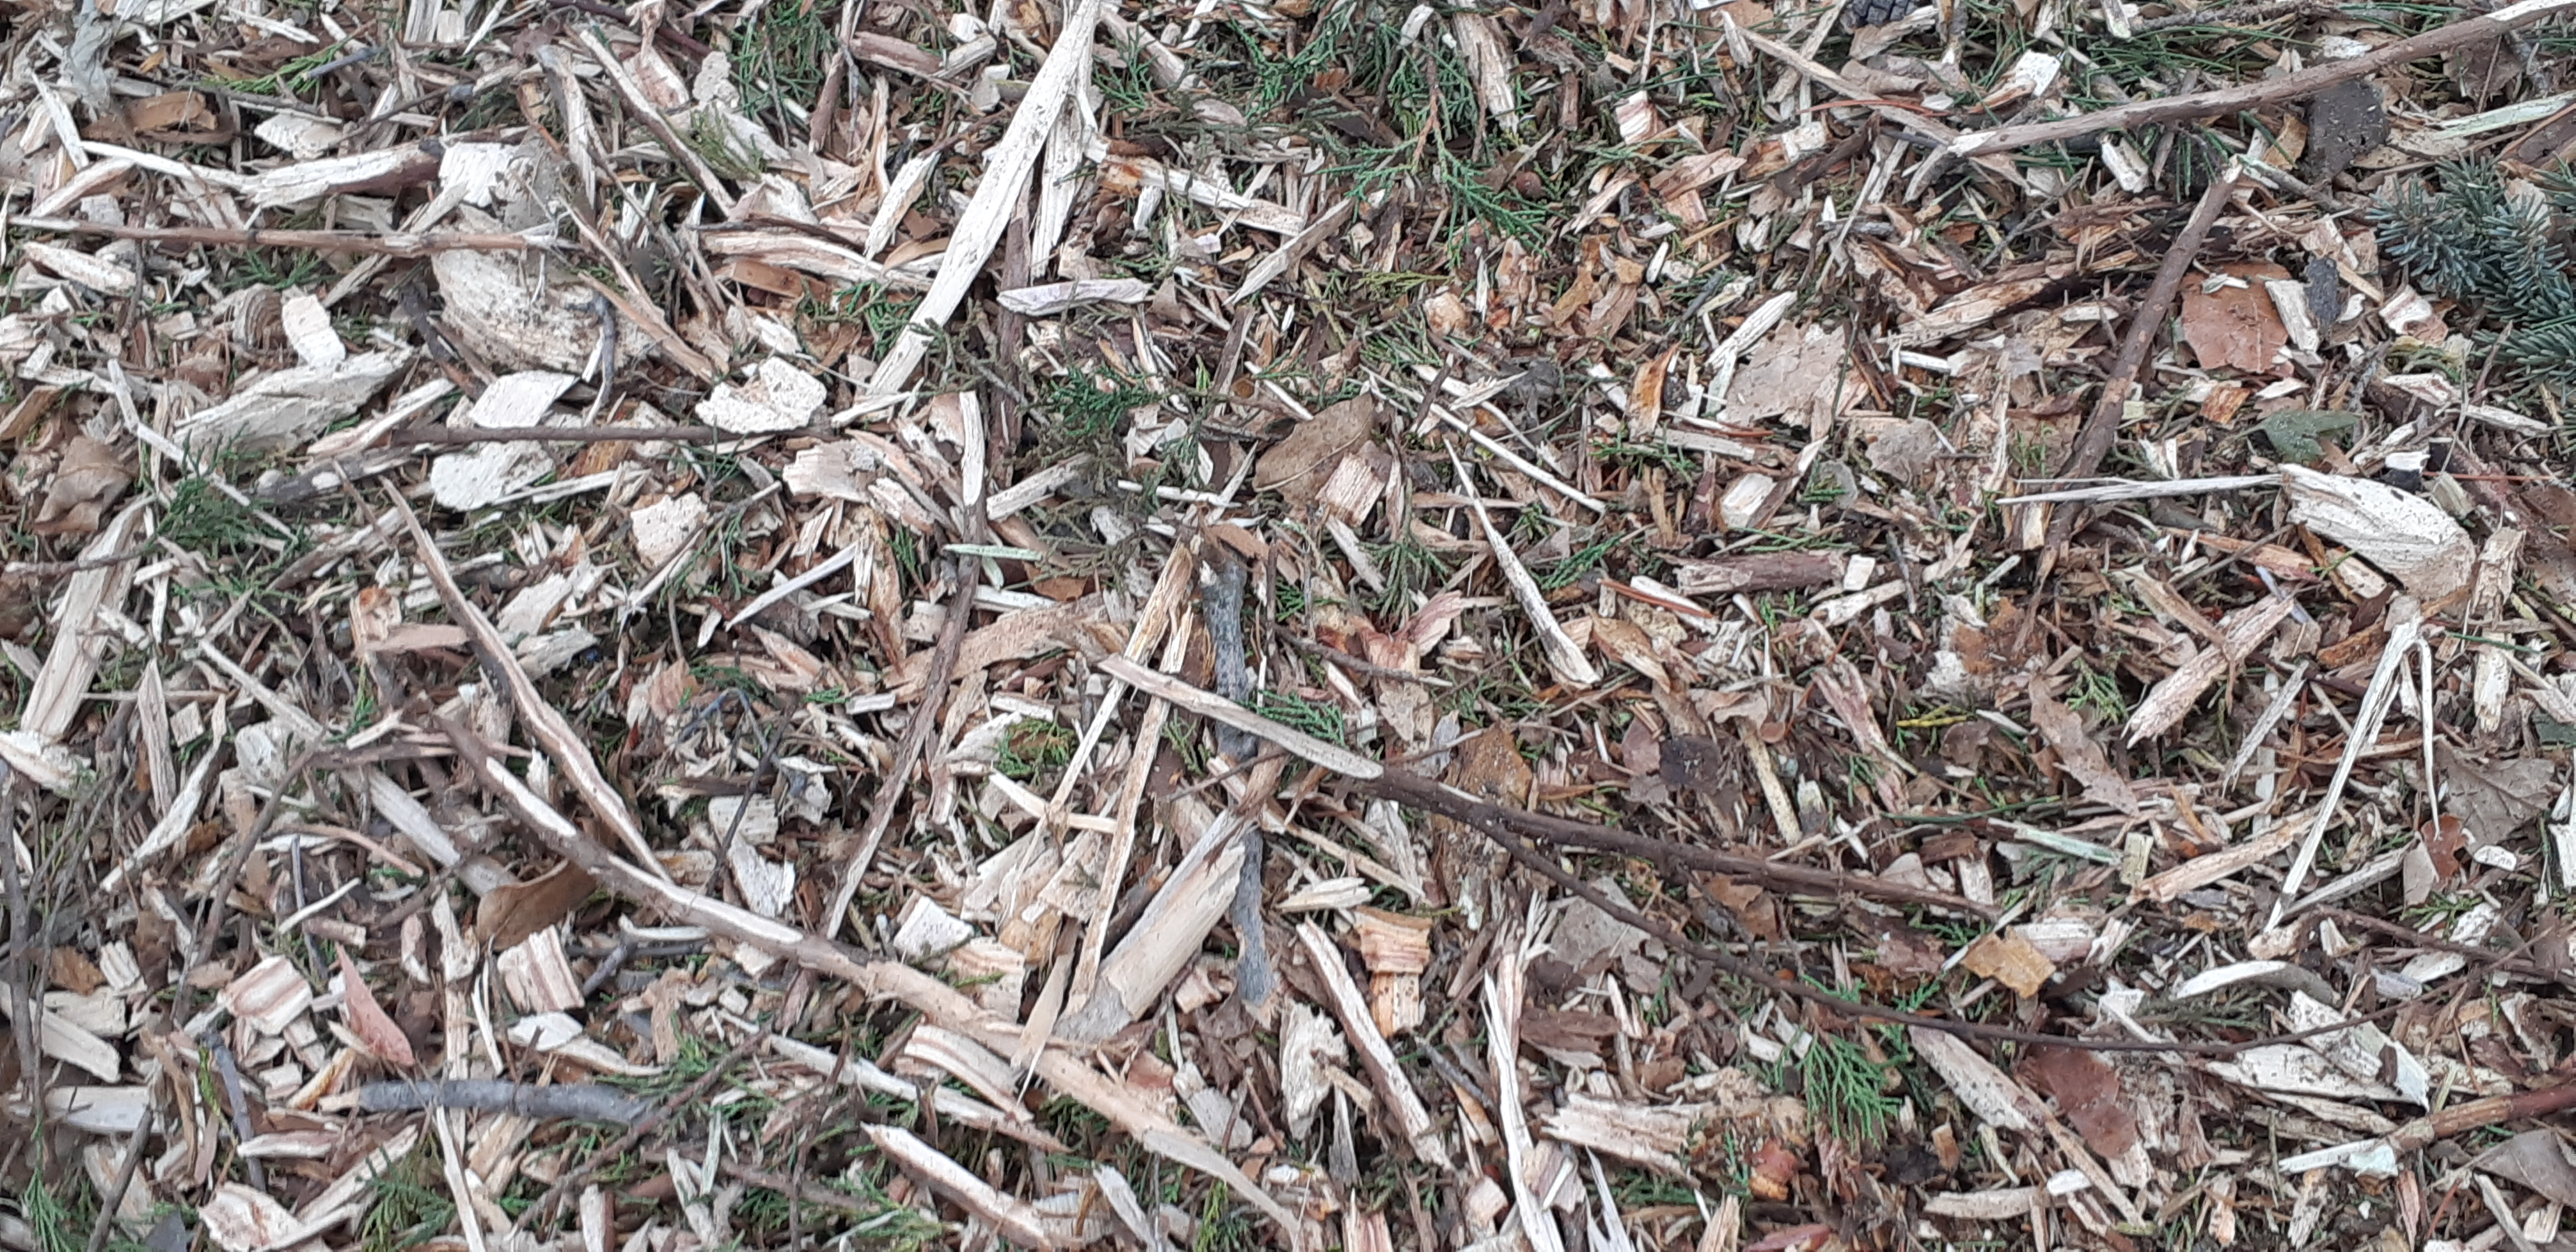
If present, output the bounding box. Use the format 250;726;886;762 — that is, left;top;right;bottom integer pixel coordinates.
2372;159;2576;380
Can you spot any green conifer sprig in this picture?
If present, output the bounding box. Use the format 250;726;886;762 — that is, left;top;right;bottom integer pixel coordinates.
2371;159;2576;380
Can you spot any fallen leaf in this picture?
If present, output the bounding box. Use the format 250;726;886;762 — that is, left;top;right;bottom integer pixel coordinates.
49;947;103;994
476;859;600;952
337;950;415;1067
2443;753;2556;848
2421;813;2466;880
2475;1131;2576;1209
1703;874;1782;941
122;89;227;141
1961;930;2057;997
1255;397;1377;508
2181;263;2290;373
2258;409;2359;464
1747;1223;1833;1252
2018;1048;2138;1157
2026;682;2141;814
1746;1141;1802;1202
30;437;132;538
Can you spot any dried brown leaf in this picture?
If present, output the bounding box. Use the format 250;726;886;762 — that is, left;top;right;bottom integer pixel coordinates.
336;950;415;1067
2180;263;2290;373
30;437;132;538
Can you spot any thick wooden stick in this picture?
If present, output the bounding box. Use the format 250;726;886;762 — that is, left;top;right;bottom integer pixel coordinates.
1951;0;2576;156
2389;1084;2576;1150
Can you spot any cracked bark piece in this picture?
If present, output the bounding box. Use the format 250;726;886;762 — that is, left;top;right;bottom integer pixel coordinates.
2305;255;2340;330
2300;80;2386;182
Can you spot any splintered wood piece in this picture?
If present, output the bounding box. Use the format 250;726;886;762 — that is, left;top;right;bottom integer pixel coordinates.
1481;937;1560;1252
1352;908;1434;975
1352;908;1434;1038
1058;809;1247;1041
1540;1093;1707;1175
1368;974;1424;1041
393;495;666;880
495;929;583;1014
867;0;1109;392
898;1025;1033;1123
1451;448;1599;687
866;1125;1060;1249
945;940;1029;1019
1295;922;1453;1168
1280;1001;1347;1139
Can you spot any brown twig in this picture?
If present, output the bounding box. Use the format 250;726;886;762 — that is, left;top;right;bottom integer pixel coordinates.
2390;1084;2576;1151
2320;908;2576;988
1951;0;2576;156
1275;631;1453;688
1;548;148;580
822;558;983;935
2047;165;2241;543
1361;769;1998;919
10;216;551;256
1475;812;2411;1055
514;1027;770;1230
391;425;729;445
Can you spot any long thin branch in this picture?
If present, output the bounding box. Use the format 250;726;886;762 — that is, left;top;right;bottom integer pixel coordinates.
823;559;982;937
1116;660;2468;1058
356;1080;654;1125
2052;165;2238;495
1950;0;2576;156
1361;769;1997;919
1448;781;2418;1056
392;425;728;445
10;215;551;255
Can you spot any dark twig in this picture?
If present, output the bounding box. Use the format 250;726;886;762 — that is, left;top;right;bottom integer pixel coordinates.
1205;549;1257;764
2321;909;2576;988
83;1096;153;1252
2052;166;2240;504
824;558;983;933
209;1038;263;1190
1952;0;2576;156
1472;807;2416;1055
0;770;39;1160
1275;631;1455;688
1362;769;1996;918
515;1027;770;1230
355;1080;655;1125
